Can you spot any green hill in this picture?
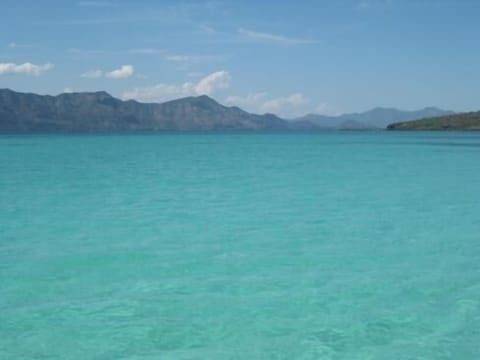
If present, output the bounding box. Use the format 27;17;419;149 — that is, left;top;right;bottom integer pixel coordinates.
387;111;480;130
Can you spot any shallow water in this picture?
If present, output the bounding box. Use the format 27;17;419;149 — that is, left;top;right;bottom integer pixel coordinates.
1;132;480;359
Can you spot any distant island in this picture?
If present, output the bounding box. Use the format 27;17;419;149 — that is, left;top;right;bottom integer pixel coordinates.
0;88;453;132
387;112;480;130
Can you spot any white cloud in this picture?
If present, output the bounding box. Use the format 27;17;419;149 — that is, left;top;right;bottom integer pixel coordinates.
106;64;133;79
193;70;230;94
81;69;103;78
123;84;189;103
0;62;54;76
123;70;230;103
238;28;317;45
260;93;308;113
225;92;310;117
82;65;133;79
225;92;267;108
63;87;74;93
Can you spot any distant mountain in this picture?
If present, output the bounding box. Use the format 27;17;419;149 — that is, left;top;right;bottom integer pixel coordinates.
294;107;454;130
387;111;480;130
0;88;456;132
0;89;291;132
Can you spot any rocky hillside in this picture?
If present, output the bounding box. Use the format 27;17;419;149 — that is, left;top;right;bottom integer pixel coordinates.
0;89;294;132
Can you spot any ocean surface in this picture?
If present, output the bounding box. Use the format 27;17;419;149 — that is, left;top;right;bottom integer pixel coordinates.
1;132;480;359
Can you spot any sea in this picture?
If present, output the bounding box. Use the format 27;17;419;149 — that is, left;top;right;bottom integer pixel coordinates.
1;132;480;359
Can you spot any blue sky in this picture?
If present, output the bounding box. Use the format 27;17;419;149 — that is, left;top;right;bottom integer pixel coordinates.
1;0;479;117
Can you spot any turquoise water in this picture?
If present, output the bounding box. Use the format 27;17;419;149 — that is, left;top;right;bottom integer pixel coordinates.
1;132;480;359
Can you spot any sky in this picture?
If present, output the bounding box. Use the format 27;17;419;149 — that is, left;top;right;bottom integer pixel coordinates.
1;0;479;117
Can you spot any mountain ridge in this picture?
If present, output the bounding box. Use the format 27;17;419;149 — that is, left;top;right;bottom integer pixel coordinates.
0;88;454;132
293;106;454;130
0;88;291;132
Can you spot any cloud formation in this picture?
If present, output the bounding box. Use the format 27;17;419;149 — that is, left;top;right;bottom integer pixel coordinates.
225;92;310;117
81;65;134;79
193;71;230;94
0;62;54;76
225;92;267;108
238;28;316;45
106;65;134;79
260;93;308;113
123;70;230;103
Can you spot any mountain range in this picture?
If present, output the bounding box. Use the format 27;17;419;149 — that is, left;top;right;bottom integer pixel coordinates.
293;107;453;130
0;88;453;132
0;89;288;132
